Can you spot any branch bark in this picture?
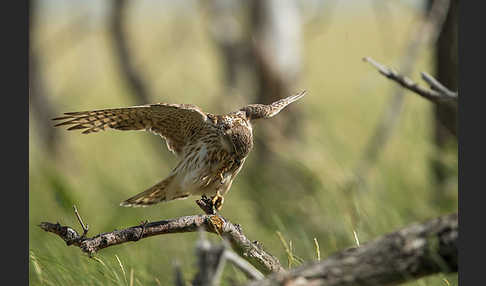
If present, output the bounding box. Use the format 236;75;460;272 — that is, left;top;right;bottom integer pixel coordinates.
248;212;457;286
39;206;283;275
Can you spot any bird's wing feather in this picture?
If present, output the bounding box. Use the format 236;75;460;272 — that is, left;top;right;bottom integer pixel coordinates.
53;103;209;155
242;90;306;120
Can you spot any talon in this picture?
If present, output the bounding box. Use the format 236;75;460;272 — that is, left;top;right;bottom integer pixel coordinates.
219;173;225;185
211;193;224;212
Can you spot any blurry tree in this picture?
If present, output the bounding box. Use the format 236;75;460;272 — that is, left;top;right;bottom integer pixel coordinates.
202;0;250;92
29;0;59;155
427;0;458;208
249;0;303;145
202;0;303;151
110;0;152;105
109;0;174;161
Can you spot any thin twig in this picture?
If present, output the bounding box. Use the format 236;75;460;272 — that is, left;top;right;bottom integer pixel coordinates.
421;72;458;98
363;57;457;104
73;205;89;237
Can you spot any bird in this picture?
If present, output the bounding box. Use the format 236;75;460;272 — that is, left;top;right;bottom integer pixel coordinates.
53;90;306;211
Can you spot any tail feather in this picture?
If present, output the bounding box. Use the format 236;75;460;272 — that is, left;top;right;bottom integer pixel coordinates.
120;175;188;207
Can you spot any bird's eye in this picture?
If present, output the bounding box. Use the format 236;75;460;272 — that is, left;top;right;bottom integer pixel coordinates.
243;108;251;119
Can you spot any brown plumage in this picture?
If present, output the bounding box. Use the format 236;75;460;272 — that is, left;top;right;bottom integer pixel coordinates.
53;90;306;210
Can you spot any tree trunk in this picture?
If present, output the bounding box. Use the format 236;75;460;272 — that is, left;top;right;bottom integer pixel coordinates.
429;0;458;208
29;0;59;155
249;0;303;162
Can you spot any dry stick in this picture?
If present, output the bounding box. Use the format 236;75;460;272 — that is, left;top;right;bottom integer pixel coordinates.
73;205;89;237
421;71;458;98
352;0;451;187
248;213;457;286
363;57;458;104
39;198;283;275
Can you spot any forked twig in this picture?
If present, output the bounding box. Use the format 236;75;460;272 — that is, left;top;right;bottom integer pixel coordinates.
421;72;458;98
73;205;89;238
363;57;458;104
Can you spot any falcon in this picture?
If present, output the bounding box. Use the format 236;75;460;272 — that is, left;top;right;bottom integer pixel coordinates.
53;91;306;211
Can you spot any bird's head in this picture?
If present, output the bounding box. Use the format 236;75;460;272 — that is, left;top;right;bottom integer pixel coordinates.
226;123;253;159
218;113;253;159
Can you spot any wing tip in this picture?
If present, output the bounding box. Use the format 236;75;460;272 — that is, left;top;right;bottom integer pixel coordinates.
292;90;307;101
119;201;132;207
119;201;148;208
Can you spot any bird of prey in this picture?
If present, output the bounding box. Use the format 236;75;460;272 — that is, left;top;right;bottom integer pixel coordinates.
53;91;306;211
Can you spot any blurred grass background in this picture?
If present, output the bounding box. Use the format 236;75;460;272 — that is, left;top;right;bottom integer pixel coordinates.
29;1;457;285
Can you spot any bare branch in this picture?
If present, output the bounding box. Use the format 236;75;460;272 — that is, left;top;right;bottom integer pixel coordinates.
39;207;283;275
363;57;457;104
248;213;457;286
73;205;89;237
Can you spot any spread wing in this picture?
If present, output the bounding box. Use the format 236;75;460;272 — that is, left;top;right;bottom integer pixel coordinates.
241;90;306;120
53;103;209;155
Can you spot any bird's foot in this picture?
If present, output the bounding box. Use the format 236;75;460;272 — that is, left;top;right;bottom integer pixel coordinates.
196;194;224;214
196;195;216;215
211;193;224;212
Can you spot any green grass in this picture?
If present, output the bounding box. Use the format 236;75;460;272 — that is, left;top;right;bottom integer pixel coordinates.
30;5;457;286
